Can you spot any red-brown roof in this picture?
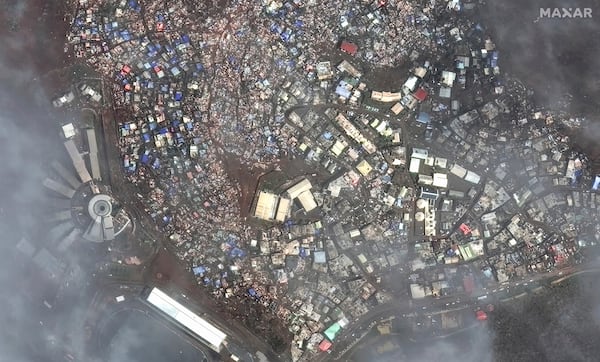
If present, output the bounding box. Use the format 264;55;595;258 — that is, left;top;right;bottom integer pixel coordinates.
340;41;358;56
459;223;471;235
414;88;428;101
319;339;332;351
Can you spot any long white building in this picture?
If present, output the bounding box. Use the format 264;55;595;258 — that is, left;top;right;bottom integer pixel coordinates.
144;287;227;352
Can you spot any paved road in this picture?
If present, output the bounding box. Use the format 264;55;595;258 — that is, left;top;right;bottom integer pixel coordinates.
327;263;600;361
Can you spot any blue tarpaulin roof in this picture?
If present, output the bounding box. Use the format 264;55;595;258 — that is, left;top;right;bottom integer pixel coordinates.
192;266;206;276
417;112;431;124
335;86;351;98
299;247;307;258
229;247;246;258
270;23;282;34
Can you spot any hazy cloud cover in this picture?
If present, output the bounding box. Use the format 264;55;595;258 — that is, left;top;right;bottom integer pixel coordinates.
1;1;600;362
477;0;600;116
0;1;80;361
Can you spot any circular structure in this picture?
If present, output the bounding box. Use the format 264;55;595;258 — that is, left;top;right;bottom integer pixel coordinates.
416;199;427;209
415;212;425;222
88;194;113;218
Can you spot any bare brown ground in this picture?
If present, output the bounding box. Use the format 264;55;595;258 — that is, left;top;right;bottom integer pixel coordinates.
0;0;70;91
220;152;261;218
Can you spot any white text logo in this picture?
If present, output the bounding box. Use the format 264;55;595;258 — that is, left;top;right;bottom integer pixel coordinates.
540;8;592;18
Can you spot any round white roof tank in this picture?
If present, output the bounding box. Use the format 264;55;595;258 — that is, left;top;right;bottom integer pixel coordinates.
415;212;425;222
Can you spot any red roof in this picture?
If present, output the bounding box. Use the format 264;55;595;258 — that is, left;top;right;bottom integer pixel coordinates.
121;65;131;76
319;340;332;351
414;88;428;101
340;41;358;56
459;223;471;235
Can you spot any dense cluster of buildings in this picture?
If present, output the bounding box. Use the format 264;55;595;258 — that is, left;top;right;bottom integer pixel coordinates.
65;0;598;360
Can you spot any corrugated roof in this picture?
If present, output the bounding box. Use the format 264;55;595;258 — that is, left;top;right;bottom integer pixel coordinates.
254;191;278;220
297;190;317;212
324;322;342;341
287;179;312;199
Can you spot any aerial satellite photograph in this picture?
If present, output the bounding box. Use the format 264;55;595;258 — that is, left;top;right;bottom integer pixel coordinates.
2;0;600;361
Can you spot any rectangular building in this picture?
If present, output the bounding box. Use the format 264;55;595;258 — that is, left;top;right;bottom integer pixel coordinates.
287;179;313;199
420;187;439;200
275;197;291;222
450;164;467;178
86;129;102;181
337;60;362;78
64;140;92;184
297;191;317;212
390;102;404;115
409;158;421;174
335;113;376;154
418;174;433;186
433;173;448;188
465;170;481;184
143;287;227;352
411;148;428;160
254;191;279;220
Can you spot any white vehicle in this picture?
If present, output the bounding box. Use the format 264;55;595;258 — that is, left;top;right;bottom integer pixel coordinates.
52;91;75;107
